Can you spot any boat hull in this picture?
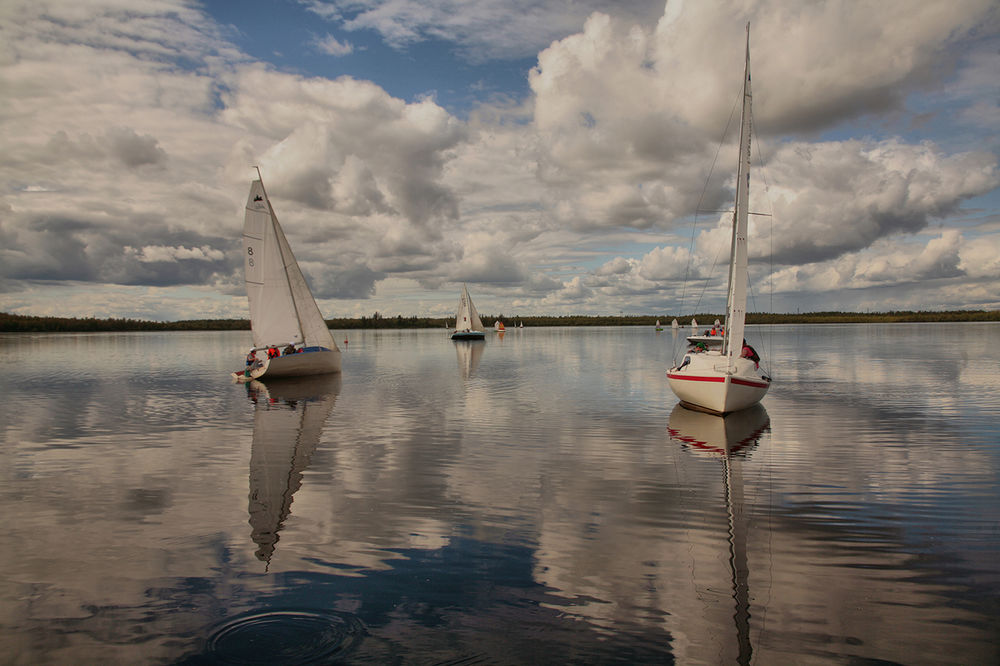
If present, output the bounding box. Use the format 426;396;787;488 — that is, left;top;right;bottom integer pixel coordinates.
234;348;341;382
667;352;769;415
452;331;485;340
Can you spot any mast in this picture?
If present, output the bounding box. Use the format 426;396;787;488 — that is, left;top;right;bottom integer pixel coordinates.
724;23;752;370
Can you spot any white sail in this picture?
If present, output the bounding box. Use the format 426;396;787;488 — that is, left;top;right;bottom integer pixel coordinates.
243;179;336;351
455;284;484;332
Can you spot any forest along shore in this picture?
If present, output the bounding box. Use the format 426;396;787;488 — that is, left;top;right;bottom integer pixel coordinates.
2;310;998;333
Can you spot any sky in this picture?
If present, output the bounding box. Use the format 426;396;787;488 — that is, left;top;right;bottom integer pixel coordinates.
1;0;999;321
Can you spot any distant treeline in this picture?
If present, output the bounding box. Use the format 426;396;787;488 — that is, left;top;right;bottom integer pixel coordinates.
0;313;250;333
2;309;997;333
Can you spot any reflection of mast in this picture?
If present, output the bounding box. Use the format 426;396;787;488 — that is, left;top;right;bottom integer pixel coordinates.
725;446;751;665
668;403;769;666
246;375;341;566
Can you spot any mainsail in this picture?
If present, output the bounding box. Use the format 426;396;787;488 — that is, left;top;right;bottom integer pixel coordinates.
243;178;336;350
455;284;484;332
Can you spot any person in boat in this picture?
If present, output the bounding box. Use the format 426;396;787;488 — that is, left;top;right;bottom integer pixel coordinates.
246;350;256;367
741;339;760;367
283;344;296;355
267;346;280;359
691;341;708;353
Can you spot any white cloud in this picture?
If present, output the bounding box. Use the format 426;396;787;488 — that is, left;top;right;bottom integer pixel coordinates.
125;245;226;263
301;0;665;61
314;33;354;56
0;0;998;319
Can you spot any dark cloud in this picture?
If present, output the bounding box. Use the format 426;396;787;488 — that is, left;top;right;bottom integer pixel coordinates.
309;264;387;299
107;127;167;168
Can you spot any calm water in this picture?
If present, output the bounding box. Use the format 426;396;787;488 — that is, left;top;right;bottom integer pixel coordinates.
1;324;999;664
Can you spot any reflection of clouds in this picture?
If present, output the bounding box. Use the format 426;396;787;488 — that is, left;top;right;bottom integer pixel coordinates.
3;326;1000;662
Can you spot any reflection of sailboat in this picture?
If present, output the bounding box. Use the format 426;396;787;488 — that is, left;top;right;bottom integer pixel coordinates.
246;374;341;566
667;403;770;666
234;170;341;381
451;284;486;340
454;337;484;379
667;26;770;414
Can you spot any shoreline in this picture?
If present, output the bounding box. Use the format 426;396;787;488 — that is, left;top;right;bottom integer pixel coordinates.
2;310;998;333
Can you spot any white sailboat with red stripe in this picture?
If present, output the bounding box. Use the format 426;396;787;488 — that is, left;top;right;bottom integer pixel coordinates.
667;25;770;415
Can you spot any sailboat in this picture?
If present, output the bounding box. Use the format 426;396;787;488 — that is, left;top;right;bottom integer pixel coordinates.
655;319;663;331
494;320;506;332
233;170;342;381
667;25;771;415
451;284;486;340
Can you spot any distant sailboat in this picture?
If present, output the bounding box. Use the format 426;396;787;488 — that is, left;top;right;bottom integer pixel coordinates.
234;170;341;381
667;25;770;414
656;319;663;331
451;284;486;340
494;320;506;332
671;319;679;329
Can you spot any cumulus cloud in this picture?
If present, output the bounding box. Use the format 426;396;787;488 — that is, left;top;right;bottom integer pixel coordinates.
301;0;665;61
313;33;354;56
125;245;226;263
760;139;998;264
0;0;997;319
222;68;466;226
766;229;994;297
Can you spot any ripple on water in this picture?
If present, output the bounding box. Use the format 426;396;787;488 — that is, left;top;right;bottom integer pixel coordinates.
204;609;365;664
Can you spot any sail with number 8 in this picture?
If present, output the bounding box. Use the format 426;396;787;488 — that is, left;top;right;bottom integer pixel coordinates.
233;170;341;381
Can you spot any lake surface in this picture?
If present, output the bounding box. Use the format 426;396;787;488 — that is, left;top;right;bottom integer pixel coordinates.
1;323;998;664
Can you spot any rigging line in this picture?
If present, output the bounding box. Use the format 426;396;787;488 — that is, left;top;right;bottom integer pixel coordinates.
679;88;741;312
673;88;742;360
748;107;776;366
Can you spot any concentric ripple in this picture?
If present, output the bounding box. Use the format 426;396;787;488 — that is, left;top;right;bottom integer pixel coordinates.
206;609;365;664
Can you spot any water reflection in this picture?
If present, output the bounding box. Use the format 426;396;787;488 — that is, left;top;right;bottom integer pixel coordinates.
667;404;770;666
246;375;341;566
453;339;484;379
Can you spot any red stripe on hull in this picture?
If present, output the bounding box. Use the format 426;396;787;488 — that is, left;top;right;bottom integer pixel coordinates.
666;374;725;383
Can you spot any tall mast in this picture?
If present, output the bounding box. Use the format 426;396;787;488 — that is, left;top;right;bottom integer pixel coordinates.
724;23;752;369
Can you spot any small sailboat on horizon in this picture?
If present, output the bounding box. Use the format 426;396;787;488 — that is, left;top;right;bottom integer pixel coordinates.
233;169;341;381
667;25;771;415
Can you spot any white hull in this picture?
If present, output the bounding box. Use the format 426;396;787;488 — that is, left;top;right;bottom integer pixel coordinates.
667;351;769;415
234;349;341;382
